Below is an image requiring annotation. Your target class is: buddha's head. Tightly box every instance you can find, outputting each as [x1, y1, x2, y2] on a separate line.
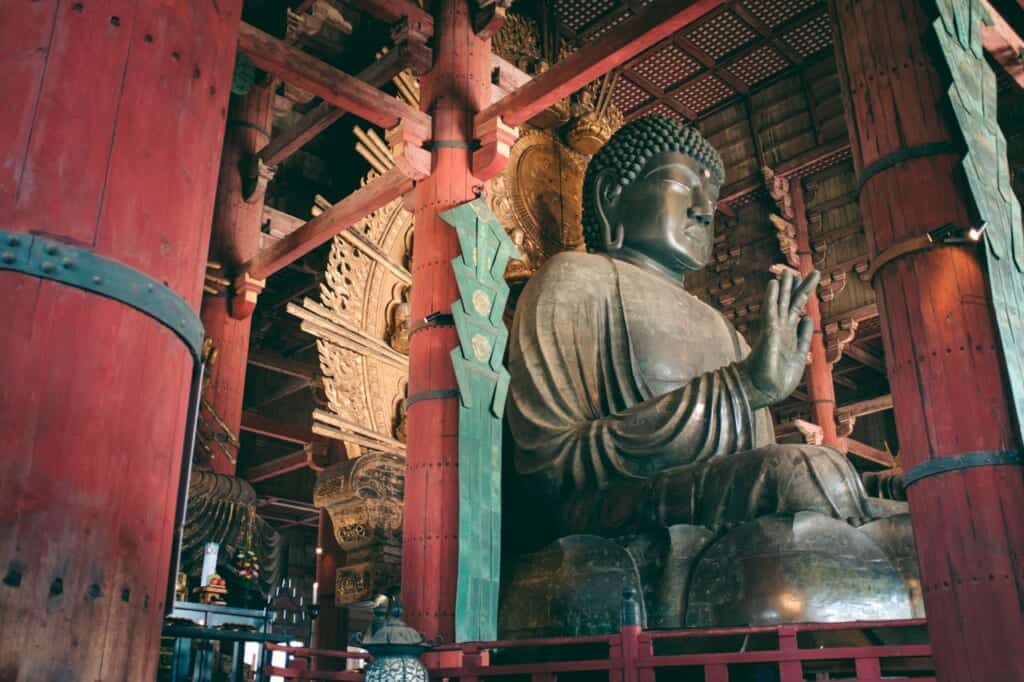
[582, 116, 724, 277]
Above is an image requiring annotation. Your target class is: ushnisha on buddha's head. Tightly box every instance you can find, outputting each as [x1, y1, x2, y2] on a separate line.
[582, 116, 725, 278]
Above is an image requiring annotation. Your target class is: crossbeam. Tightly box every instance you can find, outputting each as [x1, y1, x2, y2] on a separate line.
[843, 437, 896, 468]
[246, 166, 416, 278]
[241, 411, 312, 445]
[475, 0, 726, 128]
[247, 349, 315, 381]
[242, 447, 311, 483]
[347, 0, 432, 27]
[258, 49, 408, 168]
[981, 0, 1024, 89]
[844, 343, 884, 373]
[837, 394, 893, 420]
[238, 22, 430, 136]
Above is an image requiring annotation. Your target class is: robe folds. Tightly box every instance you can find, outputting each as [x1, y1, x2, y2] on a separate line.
[507, 252, 875, 540]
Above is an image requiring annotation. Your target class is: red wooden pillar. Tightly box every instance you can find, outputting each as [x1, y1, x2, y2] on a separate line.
[200, 84, 274, 475]
[793, 180, 840, 446]
[313, 508, 347, 670]
[0, 2, 240, 680]
[402, 0, 490, 641]
[830, 1, 1024, 679]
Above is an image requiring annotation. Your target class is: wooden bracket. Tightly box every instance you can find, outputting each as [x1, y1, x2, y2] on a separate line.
[769, 214, 801, 269]
[472, 114, 518, 181]
[473, 1, 511, 39]
[239, 22, 430, 133]
[818, 270, 848, 303]
[793, 418, 825, 445]
[824, 318, 859, 366]
[387, 121, 431, 180]
[230, 272, 266, 319]
[391, 17, 433, 76]
[242, 155, 277, 203]
[763, 166, 795, 219]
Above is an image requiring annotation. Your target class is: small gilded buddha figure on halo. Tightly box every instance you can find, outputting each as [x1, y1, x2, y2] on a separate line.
[500, 116, 919, 635]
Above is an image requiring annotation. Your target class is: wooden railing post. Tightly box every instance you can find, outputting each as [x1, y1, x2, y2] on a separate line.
[778, 626, 802, 682]
[854, 656, 882, 682]
[460, 646, 483, 682]
[620, 625, 641, 682]
[704, 664, 729, 682]
[637, 632, 655, 682]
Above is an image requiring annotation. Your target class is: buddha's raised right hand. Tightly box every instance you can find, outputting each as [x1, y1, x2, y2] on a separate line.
[740, 268, 820, 409]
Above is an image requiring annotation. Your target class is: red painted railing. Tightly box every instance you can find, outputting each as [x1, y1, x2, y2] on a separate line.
[266, 619, 933, 681]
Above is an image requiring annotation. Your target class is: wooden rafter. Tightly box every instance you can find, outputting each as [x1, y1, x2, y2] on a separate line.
[844, 343, 885, 373]
[843, 437, 896, 468]
[238, 22, 430, 136]
[248, 349, 316, 381]
[257, 50, 409, 168]
[981, 0, 1024, 89]
[242, 447, 312, 483]
[246, 166, 416, 279]
[241, 412, 312, 445]
[836, 394, 893, 420]
[347, 0, 432, 28]
[475, 0, 728, 128]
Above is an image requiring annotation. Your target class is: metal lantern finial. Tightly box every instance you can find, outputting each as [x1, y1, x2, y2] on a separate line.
[356, 597, 432, 682]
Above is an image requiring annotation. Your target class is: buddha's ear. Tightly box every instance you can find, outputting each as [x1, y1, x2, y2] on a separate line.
[593, 169, 624, 251]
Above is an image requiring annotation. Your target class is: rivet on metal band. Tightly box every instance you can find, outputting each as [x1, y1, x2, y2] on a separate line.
[902, 449, 1023, 487]
[407, 389, 460, 407]
[0, 229, 204, 362]
[856, 142, 958, 194]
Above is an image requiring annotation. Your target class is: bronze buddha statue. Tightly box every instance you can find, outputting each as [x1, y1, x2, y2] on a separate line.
[499, 117, 920, 636]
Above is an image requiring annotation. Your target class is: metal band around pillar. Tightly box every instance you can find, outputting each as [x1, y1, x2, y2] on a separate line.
[0, 228, 206, 610]
[407, 389, 460, 407]
[0, 229, 203, 362]
[856, 142, 958, 195]
[903, 449, 1023, 487]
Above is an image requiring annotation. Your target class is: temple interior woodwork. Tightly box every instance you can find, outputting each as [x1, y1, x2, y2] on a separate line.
[3, 0, 1024, 680]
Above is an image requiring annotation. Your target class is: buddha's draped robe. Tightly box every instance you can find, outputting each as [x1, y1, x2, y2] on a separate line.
[507, 252, 875, 540]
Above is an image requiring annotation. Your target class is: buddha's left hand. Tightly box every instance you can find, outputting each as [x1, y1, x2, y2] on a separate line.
[740, 268, 820, 409]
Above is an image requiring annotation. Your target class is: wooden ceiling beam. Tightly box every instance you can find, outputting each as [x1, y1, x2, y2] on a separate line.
[238, 22, 430, 136]
[843, 437, 897, 468]
[981, 0, 1024, 89]
[719, 139, 851, 207]
[476, 0, 727, 128]
[729, 0, 802, 65]
[248, 349, 315, 381]
[245, 166, 416, 279]
[241, 411, 312, 445]
[242, 447, 312, 483]
[836, 394, 893, 420]
[844, 343, 885, 373]
[673, 33, 749, 95]
[258, 50, 409, 168]
[347, 0, 433, 29]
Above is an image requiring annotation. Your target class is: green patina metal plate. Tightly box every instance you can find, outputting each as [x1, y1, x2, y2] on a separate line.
[931, 0, 1024, 442]
[440, 197, 520, 642]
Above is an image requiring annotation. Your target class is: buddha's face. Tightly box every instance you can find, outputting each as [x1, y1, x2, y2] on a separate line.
[596, 150, 720, 276]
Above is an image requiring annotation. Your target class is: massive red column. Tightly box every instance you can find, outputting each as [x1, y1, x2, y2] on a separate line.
[830, 1, 1024, 679]
[793, 180, 840, 447]
[402, 0, 490, 641]
[200, 84, 274, 475]
[0, 2, 240, 679]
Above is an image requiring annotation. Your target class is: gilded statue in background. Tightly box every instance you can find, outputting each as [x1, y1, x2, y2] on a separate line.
[500, 117, 920, 636]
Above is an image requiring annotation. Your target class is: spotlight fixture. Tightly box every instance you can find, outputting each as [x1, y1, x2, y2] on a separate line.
[315, 546, 323, 555]
[968, 222, 989, 242]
